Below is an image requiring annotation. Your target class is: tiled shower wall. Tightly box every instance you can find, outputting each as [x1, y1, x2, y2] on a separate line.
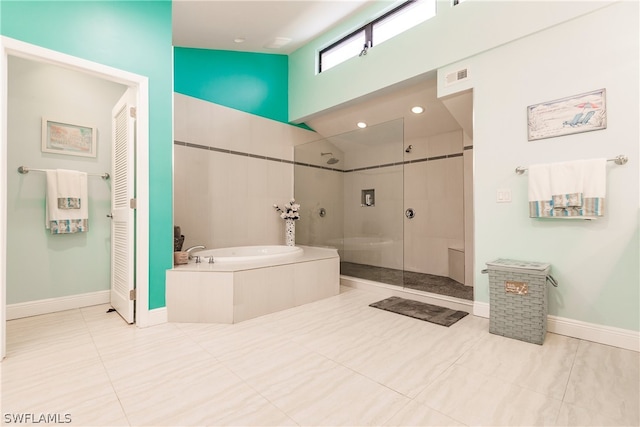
[293, 167, 345, 251]
[296, 129, 473, 285]
[175, 93, 473, 285]
[173, 93, 318, 250]
[341, 129, 468, 279]
[403, 130, 468, 281]
[295, 126, 405, 271]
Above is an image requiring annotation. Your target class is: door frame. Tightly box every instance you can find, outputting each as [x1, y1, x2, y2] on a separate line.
[0, 36, 151, 359]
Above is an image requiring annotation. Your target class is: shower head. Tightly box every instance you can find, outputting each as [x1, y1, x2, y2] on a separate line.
[321, 152, 340, 165]
[405, 145, 413, 153]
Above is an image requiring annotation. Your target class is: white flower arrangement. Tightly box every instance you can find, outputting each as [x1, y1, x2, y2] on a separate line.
[273, 199, 300, 220]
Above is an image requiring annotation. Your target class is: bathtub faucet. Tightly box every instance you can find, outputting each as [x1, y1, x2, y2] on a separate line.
[185, 245, 205, 261]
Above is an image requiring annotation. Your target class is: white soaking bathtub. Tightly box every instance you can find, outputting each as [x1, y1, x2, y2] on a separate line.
[166, 245, 339, 324]
[189, 245, 303, 263]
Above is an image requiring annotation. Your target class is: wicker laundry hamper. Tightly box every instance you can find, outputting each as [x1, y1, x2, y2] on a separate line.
[483, 259, 558, 345]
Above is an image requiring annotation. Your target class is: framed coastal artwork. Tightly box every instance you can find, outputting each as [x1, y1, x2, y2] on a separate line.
[527, 88, 606, 141]
[42, 118, 97, 157]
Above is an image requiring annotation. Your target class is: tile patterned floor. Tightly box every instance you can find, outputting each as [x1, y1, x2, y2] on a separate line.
[341, 262, 474, 300]
[1, 286, 638, 426]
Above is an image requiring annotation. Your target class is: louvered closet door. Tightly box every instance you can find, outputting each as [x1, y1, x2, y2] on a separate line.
[110, 88, 136, 324]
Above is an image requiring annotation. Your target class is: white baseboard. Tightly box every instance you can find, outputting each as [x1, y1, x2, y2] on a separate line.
[145, 307, 167, 326]
[473, 301, 490, 318]
[547, 315, 639, 352]
[6, 291, 168, 328]
[473, 301, 639, 352]
[7, 290, 110, 320]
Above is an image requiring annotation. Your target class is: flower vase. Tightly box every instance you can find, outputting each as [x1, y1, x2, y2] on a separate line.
[285, 218, 295, 246]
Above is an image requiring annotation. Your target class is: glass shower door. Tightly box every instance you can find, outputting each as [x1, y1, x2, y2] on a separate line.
[294, 119, 405, 287]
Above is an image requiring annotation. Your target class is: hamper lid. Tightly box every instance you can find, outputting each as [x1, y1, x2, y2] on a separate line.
[486, 258, 551, 273]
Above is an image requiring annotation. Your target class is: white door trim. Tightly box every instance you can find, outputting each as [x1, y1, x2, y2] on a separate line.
[0, 36, 151, 359]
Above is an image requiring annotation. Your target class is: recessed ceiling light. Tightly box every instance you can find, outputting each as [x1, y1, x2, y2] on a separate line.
[411, 106, 424, 114]
[234, 37, 246, 44]
[357, 122, 367, 129]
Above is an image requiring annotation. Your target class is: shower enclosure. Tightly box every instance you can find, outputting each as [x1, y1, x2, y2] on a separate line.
[295, 119, 405, 285]
[294, 118, 472, 300]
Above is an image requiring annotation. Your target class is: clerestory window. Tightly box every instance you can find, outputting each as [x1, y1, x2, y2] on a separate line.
[319, 0, 436, 73]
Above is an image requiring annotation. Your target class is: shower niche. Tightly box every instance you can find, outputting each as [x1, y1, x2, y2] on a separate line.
[361, 189, 375, 207]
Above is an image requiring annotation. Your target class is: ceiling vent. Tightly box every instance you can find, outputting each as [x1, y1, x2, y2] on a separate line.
[445, 67, 469, 87]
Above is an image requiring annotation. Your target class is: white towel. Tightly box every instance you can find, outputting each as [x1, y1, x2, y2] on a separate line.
[580, 158, 607, 197]
[528, 163, 553, 217]
[549, 160, 584, 209]
[579, 158, 607, 217]
[45, 169, 89, 234]
[528, 158, 606, 218]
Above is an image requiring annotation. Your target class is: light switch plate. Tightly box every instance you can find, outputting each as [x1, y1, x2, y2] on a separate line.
[497, 189, 512, 203]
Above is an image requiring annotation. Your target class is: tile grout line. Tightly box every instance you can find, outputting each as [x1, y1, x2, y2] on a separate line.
[560, 339, 582, 404]
[176, 325, 302, 426]
[79, 307, 133, 427]
[272, 298, 459, 426]
[452, 333, 574, 426]
[236, 301, 411, 426]
[554, 338, 582, 425]
[5, 291, 634, 426]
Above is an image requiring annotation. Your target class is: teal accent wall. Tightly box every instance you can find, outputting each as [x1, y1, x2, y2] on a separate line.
[1, 0, 173, 309]
[174, 47, 289, 124]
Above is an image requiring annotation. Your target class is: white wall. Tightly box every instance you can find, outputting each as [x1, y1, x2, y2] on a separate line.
[290, 1, 638, 332]
[173, 93, 319, 251]
[440, 1, 639, 331]
[7, 56, 125, 304]
[289, 0, 614, 122]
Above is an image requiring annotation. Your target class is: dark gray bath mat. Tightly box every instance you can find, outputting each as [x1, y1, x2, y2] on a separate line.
[369, 296, 469, 327]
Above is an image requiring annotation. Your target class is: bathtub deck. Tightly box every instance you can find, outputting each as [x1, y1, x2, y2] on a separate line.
[166, 246, 340, 324]
[170, 245, 336, 272]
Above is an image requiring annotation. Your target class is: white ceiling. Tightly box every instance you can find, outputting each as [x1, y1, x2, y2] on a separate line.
[305, 77, 470, 142]
[172, 0, 472, 140]
[172, 0, 376, 54]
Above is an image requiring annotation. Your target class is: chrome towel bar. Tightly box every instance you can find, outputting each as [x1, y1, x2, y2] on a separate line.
[17, 166, 110, 180]
[515, 155, 628, 175]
